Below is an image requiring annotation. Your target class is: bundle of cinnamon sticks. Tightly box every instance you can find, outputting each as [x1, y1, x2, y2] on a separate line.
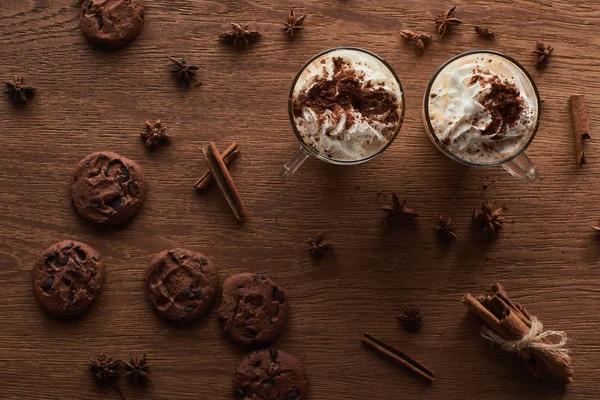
[462, 283, 573, 384]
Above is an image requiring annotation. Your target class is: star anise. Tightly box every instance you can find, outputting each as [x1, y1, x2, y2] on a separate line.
[89, 353, 120, 384]
[473, 200, 505, 238]
[382, 193, 419, 226]
[167, 56, 200, 84]
[308, 232, 329, 258]
[435, 215, 459, 242]
[475, 26, 497, 39]
[533, 40, 553, 68]
[141, 119, 169, 149]
[220, 23, 261, 47]
[435, 6, 463, 37]
[283, 10, 306, 37]
[123, 352, 151, 385]
[4, 75, 36, 105]
[398, 306, 423, 331]
[400, 30, 433, 51]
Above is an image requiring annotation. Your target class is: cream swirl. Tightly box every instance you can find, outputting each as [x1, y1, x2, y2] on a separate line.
[428, 54, 537, 164]
[292, 49, 403, 161]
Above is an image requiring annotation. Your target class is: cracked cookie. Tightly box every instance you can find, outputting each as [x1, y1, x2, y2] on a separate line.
[233, 349, 308, 400]
[80, 0, 145, 48]
[146, 248, 219, 323]
[32, 240, 105, 316]
[219, 273, 289, 349]
[70, 151, 147, 226]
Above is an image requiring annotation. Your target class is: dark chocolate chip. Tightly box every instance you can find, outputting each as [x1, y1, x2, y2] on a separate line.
[170, 252, 184, 265]
[44, 254, 56, 268]
[253, 274, 266, 280]
[119, 164, 130, 182]
[242, 329, 257, 339]
[91, 198, 103, 208]
[269, 348, 278, 362]
[234, 388, 246, 398]
[127, 180, 138, 196]
[63, 278, 72, 286]
[262, 378, 275, 388]
[198, 257, 207, 265]
[91, 256, 100, 262]
[69, 292, 76, 304]
[57, 253, 69, 266]
[74, 247, 87, 262]
[184, 305, 196, 313]
[288, 390, 300, 400]
[95, 14, 103, 29]
[272, 286, 284, 303]
[106, 196, 124, 210]
[140, 10, 145, 19]
[62, 243, 74, 251]
[42, 276, 54, 291]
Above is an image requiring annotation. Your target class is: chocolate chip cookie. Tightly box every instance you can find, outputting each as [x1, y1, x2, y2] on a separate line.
[146, 249, 219, 323]
[80, 0, 145, 48]
[219, 273, 288, 348]
[233, 349, 308, 400]
[32, 240, 105, 316]
[70, 151, 147, 226]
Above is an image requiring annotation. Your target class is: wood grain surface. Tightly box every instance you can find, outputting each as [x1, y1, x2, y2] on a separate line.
[1, 1, 599, 399]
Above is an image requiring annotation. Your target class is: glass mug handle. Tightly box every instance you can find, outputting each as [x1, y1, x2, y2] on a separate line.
[501, 153, 538, 183]
[279, 147, 310, 181]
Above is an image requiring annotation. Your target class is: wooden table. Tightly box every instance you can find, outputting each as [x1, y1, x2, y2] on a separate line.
[1, 1, 599, 399]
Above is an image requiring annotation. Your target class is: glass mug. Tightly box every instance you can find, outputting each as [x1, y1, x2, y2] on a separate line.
[279, 47, 405, 180]
[422, 50, 541, 183]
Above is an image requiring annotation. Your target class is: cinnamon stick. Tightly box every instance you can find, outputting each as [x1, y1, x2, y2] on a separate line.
[194, 142, 239, 189]
[462, 294, 512, 338]
[569, 95, 591, 166]
[201, 143, 247, 220]
[362, 332, 435, 383]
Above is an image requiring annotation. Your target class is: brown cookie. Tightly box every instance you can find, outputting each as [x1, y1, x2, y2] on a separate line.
[70, 151, 147, 226]
[32, 240, 105, 316]
[80, 0, 145, 48]
[233, 349, 308, 400]
[219, 273, 288, 348]
[146, 248, 219, 323]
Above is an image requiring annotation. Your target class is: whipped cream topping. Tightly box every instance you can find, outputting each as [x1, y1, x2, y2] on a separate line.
[428, 54, 537, 164]
[292, 49, 403, 161]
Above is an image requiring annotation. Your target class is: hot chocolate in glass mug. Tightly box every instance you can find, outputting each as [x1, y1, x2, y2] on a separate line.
[279, 47, 405, 180]
[423, 50, 541, 182]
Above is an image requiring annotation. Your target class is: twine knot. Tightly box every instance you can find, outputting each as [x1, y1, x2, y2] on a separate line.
[480, 317, 571, 361]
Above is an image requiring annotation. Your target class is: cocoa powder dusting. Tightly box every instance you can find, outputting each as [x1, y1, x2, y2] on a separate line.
[481, 79, 524, 135]
[470, 75, 524, 135]
[293, 57, 400, 135]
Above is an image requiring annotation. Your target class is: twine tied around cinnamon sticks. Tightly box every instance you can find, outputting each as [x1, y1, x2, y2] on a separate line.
[480, 316, 571, 362]
[463, 283, 574, 384]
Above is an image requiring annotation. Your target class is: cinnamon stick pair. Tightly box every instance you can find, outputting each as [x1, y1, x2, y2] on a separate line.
[201, 142, 246, 220]
[569, 95, 591, 166]
[195, 142, 239, 189]
[462, 283, 573, 384]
